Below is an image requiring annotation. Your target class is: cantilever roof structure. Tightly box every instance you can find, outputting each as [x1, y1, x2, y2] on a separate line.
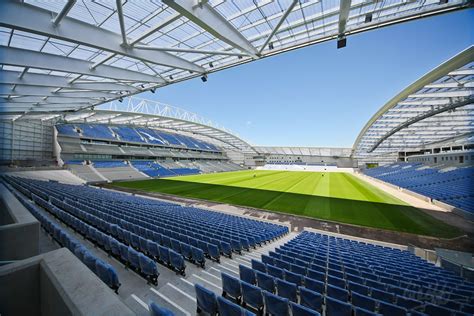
[57, 97, 257, 153]
[353, 46, 474, 159]
[1, 0, 471, 116]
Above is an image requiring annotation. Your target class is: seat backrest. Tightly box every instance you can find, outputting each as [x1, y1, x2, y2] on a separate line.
[241, 281, 263, 308]
[263, 290, 290, 316]
[217, 296, 247, 316]
[239, 265, 256, 285]
[251, 259, 266, 273]
[149, 302, 175, 316]
[378, 301, 407, 316]
[170, 250, 185, 270]
[326, 297, 352, 316]
[351, 292, 376, 311]
[256, 271, 275, 293]
[290, 302, 320, 316]
[195, 284, 218, 315]
[222, 273, 242, 298]
[304, 277, 324, 293]
[276, 279, 297, 302]
[299, 287, 322, 312]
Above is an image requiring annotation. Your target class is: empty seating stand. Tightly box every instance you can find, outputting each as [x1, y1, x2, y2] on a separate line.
[364, 163, 474, 214]
[200, 230, 474, 316]
[2, 176, 287, 286]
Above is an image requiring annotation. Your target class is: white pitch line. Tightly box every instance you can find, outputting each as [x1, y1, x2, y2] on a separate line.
[192, 274, 222, 290]
[131, 294, 149, 311]
[202, 270, 222, 280]
[167, 283, 197, 302]
[150, 288, 191, 316]
[217, 264, 239, 274]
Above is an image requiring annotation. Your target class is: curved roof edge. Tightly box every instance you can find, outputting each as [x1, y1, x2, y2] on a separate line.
[352, 46, 474, 154]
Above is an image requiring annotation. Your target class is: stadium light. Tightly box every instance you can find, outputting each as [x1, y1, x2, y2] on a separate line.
[201, 74, 208, 82]
[150, 88, 156, 93]
[337, 36, 347, 49]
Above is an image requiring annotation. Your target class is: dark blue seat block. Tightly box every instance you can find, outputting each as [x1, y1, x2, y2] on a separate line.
[290, 302, 320, 316]
[263, 291, 290, 316]
[241, 281, 264, 312]
[327, 284, 349, 302]
[285, 270, 303, 285]
[208, 244, 220, 262]
[148, 240, 160, 259]
[195, 284, 218, 315]
[352, 292, 376, 311]
[251, 260, 267, 273]
[326, 297, 352, 316]
[353, 307, 380, 316]
[181, 243, 192, 260]
[378, 301, 407, 316]
[268, 265, 285, 279]
[222, 273, 242, 301]
[276, 279, 297, 302]
[128, 247, 141, 270]
[217, 296, 255, 316]
[240, 265, 256, 285]
[299, 287, 322, 313]
[158, 245, 170, 265]
[304, 277, 324, 294]
[149, 302, 174, 316]
[170, 250, 186, 275]
[256, 271, 275, 293]
[191, 246, 205, 267]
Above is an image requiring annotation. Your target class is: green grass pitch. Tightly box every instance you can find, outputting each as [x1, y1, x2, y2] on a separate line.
[112, 170, 461, 238]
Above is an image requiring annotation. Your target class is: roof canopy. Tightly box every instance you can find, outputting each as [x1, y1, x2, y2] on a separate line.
[353, 46, 474, 158]
[1, 0, 470, 116]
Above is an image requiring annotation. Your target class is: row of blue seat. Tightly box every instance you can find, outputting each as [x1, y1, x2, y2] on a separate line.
[363, 164, 474, 213]
[2, 179, 122, 293]
[232, 231, 473, 315]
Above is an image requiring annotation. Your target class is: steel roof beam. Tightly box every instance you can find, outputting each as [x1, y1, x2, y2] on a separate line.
[368, 98, 473, 153]
[134, 45, 245, 57]
[115, 0, 128, 46]
[337, 0, 352, 46]
[0, 46, 164, 83]
[0, 1, 204, 73]
[2, 96, 97, 104]
[163, 0, 258, 58]
[258, 0, 298, 55]
[0, 84, 119, 99]
[0, 71, 140, 92]
[52, 0, 76, 26]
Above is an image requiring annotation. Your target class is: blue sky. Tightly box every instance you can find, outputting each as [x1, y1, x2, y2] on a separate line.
[139, 9, 473, 148]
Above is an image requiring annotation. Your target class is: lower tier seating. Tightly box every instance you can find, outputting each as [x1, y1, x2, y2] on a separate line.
[202, 231, 473, 316]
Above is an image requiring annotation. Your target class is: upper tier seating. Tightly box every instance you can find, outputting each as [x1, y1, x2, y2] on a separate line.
[363, 164, 474, 213]
[57, 124, 219, 152]
[3, 176, 287, 278]
[220, 230, 473, 316]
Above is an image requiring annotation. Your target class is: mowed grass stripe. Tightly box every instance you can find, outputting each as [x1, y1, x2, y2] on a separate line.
[112, 170, 461, 238]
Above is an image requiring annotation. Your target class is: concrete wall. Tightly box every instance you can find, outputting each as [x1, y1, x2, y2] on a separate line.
[0, 248, 134, 316]
[0, 182, 40, 260]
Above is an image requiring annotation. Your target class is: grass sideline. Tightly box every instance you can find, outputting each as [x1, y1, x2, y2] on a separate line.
[111, 170, 461, 238]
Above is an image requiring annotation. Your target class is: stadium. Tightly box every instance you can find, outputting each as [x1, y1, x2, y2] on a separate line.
[0, 1, 473, 315]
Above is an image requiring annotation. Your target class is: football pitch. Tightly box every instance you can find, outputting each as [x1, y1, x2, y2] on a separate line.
[112, 170, 461, 238]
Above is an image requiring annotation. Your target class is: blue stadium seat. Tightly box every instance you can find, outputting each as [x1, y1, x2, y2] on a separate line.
[290, 302, 320, 316]
[377, 301, 407, 316]
[222, 273, 242, 303]
[276, 279, 297, 302]
[268, 265, 285, 279]
[251, 260, 267, 273]
[220, 241, 232, 258]
[158, 245, 170, 265]
[353, 307, 380, 316]
[241, 281, 264, 313]
[128, 247, 141, 271]
[149, 302, 175, 316]
[83, 251, 98, 273]
[299, 287, 322, 312]
[284, 270, 303, 286]
[195, 284, 218, 315]
[147, 240, 160, 260]
[263, 291, 290, 316]
[256, 271, 275, 293]
[304, 277, 325, 294]
[169, 250, 186, 275]
[326, 297, 352, 316]
[352, 292, 376, 311]
[191, 246, 205, 268]
[208, 244, 220, 262]
[240, 265, 256, 285]
[170, 238, 181, 253]
[217, 296, 254, 316]
[95, 260, 121, 293]
[180, 243, 192, 260]
[327, 284, 349, 302]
